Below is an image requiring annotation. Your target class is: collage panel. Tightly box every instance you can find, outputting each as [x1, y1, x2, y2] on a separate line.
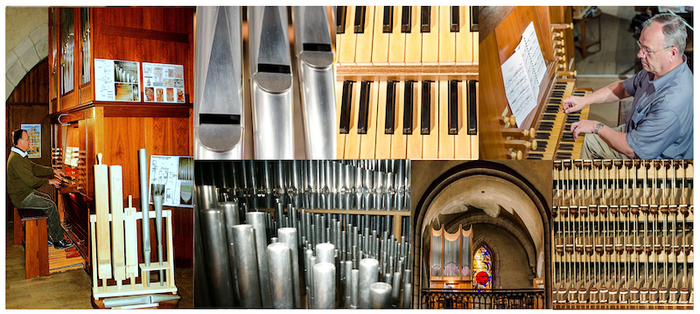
[193, 160, 412, 308]
[411, 160, 553, 309]
[552, 159, 693, 309]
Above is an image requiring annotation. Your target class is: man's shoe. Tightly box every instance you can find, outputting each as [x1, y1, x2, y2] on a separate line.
[51, 239, 73, 250]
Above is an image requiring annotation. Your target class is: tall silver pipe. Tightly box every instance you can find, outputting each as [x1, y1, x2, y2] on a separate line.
[304, 248, 314, 308]
[246, 212, 272, 307]
[351, 269, 360, 309]
[385, 172, 395, 211]
[392, 271, 402, 305]
[355, 165, 363, 210]
[138, 149, 151, 269]
[308, 256, 317, 308]
[313, 263, 336, 309]
[363, 168, 373, 211]
[334, 162, 342, 208]
[324, 161, 333, 209]
[267, 243, 293, 309]
[200, 209, 235, 308]
[374, 171, 384, 210]
[344, 260, 353, 308]
[359, 258, 379, 309]
[396, 160, 405, 210]
[370, 282, 393, 309]
[402, 282, 412, 309]
[278, 228, 301, 308]
[247, 6, 294, 158]
[220, 201, 241, 306]
[152, 184, 165, 285]
[231, 225, 262, 308]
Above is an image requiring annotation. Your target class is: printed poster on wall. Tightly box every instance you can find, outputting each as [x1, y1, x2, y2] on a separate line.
[142, 62, 185, 103]
[20, 124, 41, 159]
[94, 59, 141, 102]
[148, 155, 193, 208]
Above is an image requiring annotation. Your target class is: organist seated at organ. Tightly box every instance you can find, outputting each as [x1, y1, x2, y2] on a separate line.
[562, 13, 692, 160]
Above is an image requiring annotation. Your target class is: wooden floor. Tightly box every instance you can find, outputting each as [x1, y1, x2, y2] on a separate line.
[5, 222, 194, 309]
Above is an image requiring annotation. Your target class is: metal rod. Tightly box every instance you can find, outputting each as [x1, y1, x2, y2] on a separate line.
[138, 149, 151, 271]
[152, 184, 165, 285]
[351, 268, 360, 309]
[221, 201, 241, 306]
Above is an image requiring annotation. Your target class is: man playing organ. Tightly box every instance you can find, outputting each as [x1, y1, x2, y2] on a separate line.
[562, 13, 693, 160]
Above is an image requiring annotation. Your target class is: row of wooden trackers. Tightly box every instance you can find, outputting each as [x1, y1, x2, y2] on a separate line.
[197, 190, 412, 308]
[194, 6, 336, 160]
[210, 160, 410, 212]
[552, 159, 693, 308]
[92, 149, 177, 306]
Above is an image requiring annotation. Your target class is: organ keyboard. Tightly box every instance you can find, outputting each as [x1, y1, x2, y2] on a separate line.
[553, 159, 694, 309]
[479, 6, 585, 160]
[194, 6, 336, 160]
[335, 6, 479, 159]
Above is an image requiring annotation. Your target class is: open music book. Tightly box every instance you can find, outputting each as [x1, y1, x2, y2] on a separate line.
[501, 22, 547, 127]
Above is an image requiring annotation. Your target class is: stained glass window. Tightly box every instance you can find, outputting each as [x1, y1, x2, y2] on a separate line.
[472, 246, 492, 291]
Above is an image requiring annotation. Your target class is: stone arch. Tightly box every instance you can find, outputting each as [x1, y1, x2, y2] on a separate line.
[412, 160, 552, 307]
[6, 7, 49, 100]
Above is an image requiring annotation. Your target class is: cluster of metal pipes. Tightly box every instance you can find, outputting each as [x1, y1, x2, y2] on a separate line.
[553, 159, 694, 306]
[213, 159, 410, 212]
[196, 187, 413, 308]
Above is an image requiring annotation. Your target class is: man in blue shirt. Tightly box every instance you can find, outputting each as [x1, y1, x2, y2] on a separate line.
[562, 13, 693, 159]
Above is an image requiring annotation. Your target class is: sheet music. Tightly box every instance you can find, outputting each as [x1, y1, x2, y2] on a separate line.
[501, 51, 537, 127]
[500, 21, 548, 127]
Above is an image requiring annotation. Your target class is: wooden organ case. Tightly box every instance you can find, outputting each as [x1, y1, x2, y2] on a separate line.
[429, 225, 473, 289]
[48, 7, 195, 268]
[335, 6, 479, 159]
[479, 7, 590, 160]
[553, 160, 694, 309]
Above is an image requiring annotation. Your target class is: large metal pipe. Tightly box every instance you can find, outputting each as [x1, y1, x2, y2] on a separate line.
[246, 212, 272, 307]
[392, 271, 402, 305]
[344, 260, 353, 308]
[220, 201, 241, 306]
[278, 228, 301, 308]
[200, 208, 235, 308]
[138, 149, 151, 270]
[359, 258, 379, 309]
[267, 242, 294, 309]
[313, 263, 336, 309]
[316, 243, 335, 264]
[370, 282, 393, 309]
[402, 282, 412, 309]
[231, 224, 262, 308]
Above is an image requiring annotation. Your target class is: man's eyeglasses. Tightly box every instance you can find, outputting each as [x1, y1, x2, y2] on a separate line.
[637, 40, 671, 56]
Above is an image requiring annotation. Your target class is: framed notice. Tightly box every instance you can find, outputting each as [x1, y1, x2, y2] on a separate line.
[142, 62, 185, 103]
[20, 124, 41, 159]
[94, 59, 141, 102]
[148, 155, 194, 208]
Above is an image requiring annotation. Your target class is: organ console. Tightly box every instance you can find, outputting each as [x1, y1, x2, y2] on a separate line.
[335, 6, 479, 159]
[479, 7, 588, 160]
[553, 159, 694, 309]
[194, 6, 337, 160]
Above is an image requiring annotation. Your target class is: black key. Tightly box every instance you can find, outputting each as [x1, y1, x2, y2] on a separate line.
[401, 6, 411, 33]
[354, 6, 366, 33]
[470, 6, 479, 32]
[357, 81, 371, 134]
[468, 80, 478, 135]
[450, 6, 459, 32]
[337, 6, 346, 34]
[536, 132, 550, 139]
[385, 81, 397, 134]
[339, 81, 354, 134]
[542, 114, 556, 121]
[383, 7, 393, 33]
[420, 6, 431, 33]
[420, 80, 432, 135]
[527, 154, 544, 160]
[448, 80, 459, 135]
[403, 81, 414, 134]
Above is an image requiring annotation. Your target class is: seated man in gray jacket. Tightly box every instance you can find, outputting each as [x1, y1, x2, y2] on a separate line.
[7, 129, 72, 249]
